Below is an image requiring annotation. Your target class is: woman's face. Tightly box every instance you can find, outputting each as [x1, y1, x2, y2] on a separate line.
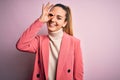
[47, 6, 67, 32]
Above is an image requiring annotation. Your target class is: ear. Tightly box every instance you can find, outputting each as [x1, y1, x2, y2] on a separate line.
[63, 21, 67, 28]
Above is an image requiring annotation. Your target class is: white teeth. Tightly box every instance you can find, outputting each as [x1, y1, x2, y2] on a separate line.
[50, 23, 56, 27]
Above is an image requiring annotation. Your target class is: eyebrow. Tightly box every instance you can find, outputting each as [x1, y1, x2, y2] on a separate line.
[57, 15, 63, 18]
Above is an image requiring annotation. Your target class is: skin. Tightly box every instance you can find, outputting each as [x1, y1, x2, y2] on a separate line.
[39, 3, 67, 32]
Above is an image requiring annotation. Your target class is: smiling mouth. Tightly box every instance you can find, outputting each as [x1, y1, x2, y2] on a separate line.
[49, 21, 57, 27]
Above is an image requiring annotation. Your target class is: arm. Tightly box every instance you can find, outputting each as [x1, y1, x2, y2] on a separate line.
[16, 3, 54, 53]
[73, 40, 84, 80]
[16, 19, 43, 53]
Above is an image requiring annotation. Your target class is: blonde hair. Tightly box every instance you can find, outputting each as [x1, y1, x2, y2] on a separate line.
[53, 4, 73, 36]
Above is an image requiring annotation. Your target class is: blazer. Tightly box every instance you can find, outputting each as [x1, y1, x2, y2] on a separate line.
[16, 19, 84, 80]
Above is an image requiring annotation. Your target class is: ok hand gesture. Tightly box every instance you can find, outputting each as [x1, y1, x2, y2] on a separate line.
[39, 2, 54, 23]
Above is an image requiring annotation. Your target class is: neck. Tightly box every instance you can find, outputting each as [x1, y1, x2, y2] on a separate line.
[48, 28, 63, 40]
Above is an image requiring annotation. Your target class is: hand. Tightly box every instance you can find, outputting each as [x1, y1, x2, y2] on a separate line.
[39, 2, 54, 23]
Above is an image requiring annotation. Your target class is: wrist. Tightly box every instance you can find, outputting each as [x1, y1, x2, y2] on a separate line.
[38, 17, 45, 23]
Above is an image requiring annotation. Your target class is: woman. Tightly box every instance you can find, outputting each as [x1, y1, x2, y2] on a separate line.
[16, 2, 83, 80]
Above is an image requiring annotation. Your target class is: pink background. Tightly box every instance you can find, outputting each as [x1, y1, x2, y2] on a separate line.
[0, 0, 120, 80]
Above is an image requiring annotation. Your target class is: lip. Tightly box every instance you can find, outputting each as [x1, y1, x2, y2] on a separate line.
[49, 21, 57, 27]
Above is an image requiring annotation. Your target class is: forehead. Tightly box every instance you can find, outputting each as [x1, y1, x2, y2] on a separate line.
[50, 6, 66, 17]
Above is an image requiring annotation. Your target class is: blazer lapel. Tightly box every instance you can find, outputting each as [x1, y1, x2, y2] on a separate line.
[41, 33, 71, 79]
[41, 36, 49, 79]
[56, 33, 70, 79]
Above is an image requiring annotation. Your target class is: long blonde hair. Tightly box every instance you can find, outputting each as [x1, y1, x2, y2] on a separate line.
[53, 4, 73, 36]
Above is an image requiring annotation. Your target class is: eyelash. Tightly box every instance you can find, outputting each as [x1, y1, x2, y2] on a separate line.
[49, 13, 62, 20]
[49, 13, 54, 17]
[57, 17, 62, 20]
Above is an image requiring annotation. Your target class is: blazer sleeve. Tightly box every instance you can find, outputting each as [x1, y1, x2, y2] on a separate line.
[73, 39, 84, 80]
[16, 19, 43, 53]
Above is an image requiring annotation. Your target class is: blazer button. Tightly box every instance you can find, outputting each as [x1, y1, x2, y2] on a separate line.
[36, 73, 40, 78]
[67, 69, 71, 73]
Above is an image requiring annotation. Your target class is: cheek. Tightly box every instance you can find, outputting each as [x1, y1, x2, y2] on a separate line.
[57, 21, 65, 26]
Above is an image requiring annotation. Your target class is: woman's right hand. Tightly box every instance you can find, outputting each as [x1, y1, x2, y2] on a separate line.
[39, 2, 54, 23]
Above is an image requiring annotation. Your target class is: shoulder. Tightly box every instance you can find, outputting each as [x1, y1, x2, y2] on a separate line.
[64, 32, 80, 43]
[37, 34, 48, 40]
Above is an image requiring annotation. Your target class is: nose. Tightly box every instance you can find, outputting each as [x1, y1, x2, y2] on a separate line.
[50, 16, 56, 22]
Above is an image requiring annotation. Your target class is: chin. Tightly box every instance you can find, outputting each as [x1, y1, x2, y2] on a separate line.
[48, 28, 56, 32]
